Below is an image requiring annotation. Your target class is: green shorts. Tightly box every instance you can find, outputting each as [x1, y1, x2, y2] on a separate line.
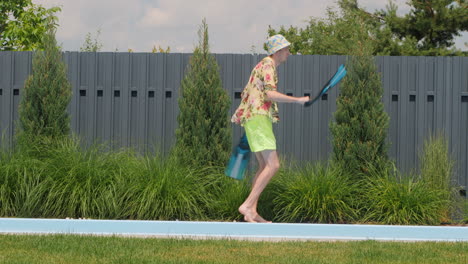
[244, 115, 276, 152]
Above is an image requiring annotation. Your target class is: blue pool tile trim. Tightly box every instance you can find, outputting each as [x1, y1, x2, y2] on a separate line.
[1, 218, 467, 242]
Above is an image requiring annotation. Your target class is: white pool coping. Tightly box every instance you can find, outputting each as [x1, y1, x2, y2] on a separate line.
[1, 218, 467, 242]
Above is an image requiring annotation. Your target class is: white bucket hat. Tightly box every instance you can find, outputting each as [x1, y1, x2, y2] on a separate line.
[266, 34, 291, 55]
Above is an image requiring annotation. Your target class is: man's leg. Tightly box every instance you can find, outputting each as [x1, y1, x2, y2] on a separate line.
[239, 150, 280, 223]
[252, 152, 266, 188]
[251, 152, 268, 222]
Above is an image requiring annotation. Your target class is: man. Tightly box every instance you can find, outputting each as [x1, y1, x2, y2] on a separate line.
[231, 34, 309, 223]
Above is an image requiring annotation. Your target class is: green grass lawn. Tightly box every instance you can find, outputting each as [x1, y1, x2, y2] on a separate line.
[1, 234, 466, 264]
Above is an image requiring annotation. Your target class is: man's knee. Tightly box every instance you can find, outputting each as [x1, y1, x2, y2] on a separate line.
[262, 150, 280, 172]
[268, 160, 280, 172]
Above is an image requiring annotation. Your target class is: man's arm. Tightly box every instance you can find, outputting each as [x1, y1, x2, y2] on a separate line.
[266, 90, 309, 105]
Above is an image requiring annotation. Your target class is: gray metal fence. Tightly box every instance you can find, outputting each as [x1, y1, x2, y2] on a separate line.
[0, 52, 467, 189]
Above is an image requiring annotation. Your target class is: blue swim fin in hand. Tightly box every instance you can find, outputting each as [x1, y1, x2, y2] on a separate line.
[225, 134, 251, 180]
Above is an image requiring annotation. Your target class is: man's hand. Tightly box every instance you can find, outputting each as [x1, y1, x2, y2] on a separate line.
[296, 96, 310, 105]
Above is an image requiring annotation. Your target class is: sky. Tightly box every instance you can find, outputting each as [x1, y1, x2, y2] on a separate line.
[35, 0, 467, 53]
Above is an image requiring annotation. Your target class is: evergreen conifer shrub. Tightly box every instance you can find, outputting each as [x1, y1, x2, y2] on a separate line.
[16, 24, 72, 152]
[174, 19, 231, 168]
[330, 43, 389, 178]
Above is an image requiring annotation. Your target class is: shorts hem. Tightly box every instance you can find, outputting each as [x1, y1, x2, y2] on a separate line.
[251, 147, 276, 153]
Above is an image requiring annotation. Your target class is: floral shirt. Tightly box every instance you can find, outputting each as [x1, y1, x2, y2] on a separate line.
[231, 57, 279, 126]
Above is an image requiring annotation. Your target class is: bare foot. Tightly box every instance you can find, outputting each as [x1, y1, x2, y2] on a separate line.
[254, 214, 272, 223]
[238, 205, 258, 223]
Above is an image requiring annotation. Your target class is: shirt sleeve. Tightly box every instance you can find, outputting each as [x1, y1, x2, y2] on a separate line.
[262, 61, 277, 92]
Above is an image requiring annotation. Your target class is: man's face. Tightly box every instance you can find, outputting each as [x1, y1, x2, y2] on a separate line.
[276, 47, 291, 64]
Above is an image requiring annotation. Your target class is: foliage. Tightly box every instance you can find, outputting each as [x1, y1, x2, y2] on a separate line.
[419, 133, 459, 221]
[16, 23, 72, 153]
[266, 4, 377, 55]
[463, 200, 468, 223]
[0, 0, 61, 51]
[375, 0, 468, 56]
[0, 136, 218, 220]
[151, 45, 171, 53]
[0, 134, 462, 224]
[208, 165, 276, 221]
[271, 162, 358, 223]
[0, 148, 46, 217]
[267, 0, 467, 56]
[420, 133, 455, 192]
[330, 43, 389, 178]
[80, 29, 103, 52]
[123, 156, 216, 220]
[209, 175, 252, 221]
[361, 164, 450, 225]
[174, 18, 231, 168]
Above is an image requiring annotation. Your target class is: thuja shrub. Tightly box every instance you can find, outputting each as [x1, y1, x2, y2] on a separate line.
[16, 24, 72, 154]
[174, 18, 231, 168]
[330, 42, 389, 179]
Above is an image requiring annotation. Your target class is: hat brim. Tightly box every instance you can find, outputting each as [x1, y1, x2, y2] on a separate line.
[267, 43, 291, 55]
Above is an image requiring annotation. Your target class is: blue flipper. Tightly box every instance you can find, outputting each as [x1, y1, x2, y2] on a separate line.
[225, 134, 251, 180]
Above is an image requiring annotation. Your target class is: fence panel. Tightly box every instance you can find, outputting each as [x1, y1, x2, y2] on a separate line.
[0, 52, 466, 189]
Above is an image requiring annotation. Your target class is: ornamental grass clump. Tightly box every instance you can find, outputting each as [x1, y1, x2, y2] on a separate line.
[271, 162, 358, 223]
[206, 165, 276, 222]
[31, 137, 137, 219]
[0, 149, 47, 217]
[0, 136, 219, 220]
[419, 133, 458, 221]
[122, 154, 214, 221]
[208, 175, 252, 221]
[362, 164, 450, 225]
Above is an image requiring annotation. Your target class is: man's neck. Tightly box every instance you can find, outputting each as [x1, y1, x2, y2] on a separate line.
[269, 55, 280, 67]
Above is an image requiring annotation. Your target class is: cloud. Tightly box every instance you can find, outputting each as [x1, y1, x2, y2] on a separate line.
[34, 0, 467, 53]
[138, 8, 171, 28]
